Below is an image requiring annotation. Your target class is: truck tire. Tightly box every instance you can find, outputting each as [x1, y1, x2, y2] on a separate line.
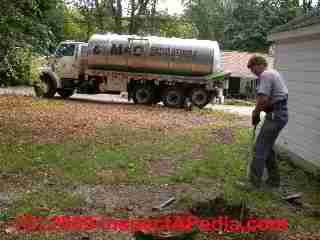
[34, 75, 56, 98]
[190, 88, 210, 109]
[152, 87, 161, 104]
[57, 89, 74, 98]
[162, 88, 185, 108]
[133, 85, 155, 104]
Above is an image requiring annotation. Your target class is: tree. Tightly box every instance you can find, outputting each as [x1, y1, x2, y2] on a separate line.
[108, 0, 124, 33]
[223, 0, 268, 51]
[63, 5, 89, 41]
[155, 13, 195, 38]
[182, 0, 306, 52]
[0, 0, 65, 86]
[183, 0, 225, 41]
[124, 0, 160, 34]
[0, 0, 64, 55]
[222, 0, 301, 51]
[72, 0, 108, 40]
[69, 0, 160, 35]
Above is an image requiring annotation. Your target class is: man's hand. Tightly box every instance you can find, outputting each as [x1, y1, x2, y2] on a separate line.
[252, 109, 260, 126]
[263, 102, 273, 113]
[256, 95, 271, 113]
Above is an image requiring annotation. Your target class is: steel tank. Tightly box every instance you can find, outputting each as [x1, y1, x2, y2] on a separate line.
[87, 33, 221, 76]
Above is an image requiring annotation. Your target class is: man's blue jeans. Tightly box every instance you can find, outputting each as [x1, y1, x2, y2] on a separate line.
[250, 107, 288, 187]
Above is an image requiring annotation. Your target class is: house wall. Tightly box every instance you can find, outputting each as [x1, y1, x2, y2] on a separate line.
[239, 77, 257, 97]
[273, 32, 320, 173]
[227, 77, 257, 98]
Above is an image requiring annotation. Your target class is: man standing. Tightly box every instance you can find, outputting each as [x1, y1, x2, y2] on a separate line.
[240, 55, 289, 191]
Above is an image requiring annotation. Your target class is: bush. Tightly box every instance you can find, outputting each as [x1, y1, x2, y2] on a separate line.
[30, 55, 48, 86]
[0, 47, 35, 87]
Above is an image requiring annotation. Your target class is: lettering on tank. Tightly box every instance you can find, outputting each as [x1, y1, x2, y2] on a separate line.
[107, 43, 197, 57]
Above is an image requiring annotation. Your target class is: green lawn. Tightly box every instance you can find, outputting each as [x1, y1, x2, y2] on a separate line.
[224, 98, 256, 107]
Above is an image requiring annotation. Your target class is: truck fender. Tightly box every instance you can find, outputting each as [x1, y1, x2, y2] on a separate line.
[39, 67, 61, 89]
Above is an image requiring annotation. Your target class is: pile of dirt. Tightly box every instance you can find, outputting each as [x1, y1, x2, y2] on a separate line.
[190, 196, 250, 222]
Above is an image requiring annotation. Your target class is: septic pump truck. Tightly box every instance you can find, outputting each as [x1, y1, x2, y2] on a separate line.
[35, 33, 228, 109]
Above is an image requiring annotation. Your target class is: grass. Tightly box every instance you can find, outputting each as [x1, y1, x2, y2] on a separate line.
[0, 96, 319, 239]
[7, 189, 87, 217]
[170, 128, 250, 184]
[224, 98, 256, 107]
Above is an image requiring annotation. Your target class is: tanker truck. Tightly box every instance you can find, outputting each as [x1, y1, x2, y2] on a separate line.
[34, 33, 228, 108]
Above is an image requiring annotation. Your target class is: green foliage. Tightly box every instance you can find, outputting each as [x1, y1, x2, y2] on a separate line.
[183, 0, 225, 41]
[0, 0, 64, 86]
[0, 47, 33, 86]
[66, 0, 194, 38]
[30, 55, 48, 86]
[68, 0, 161, 36]
[222, 0, 301, 51]
[182, 0, 315, 52]
[0, 0, 64, 54]
[63, 6, 90, 41]
[157, 15, 196, 38]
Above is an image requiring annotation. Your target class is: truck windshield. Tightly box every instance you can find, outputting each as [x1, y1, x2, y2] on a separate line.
[55, 44, 75, 57]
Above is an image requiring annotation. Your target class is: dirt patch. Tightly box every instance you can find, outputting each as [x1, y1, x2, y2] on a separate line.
[190, 196, 250, 220]
[147, 157, 178, 178]
[70, 183, 221, 218]
[210, 128, 234, 145]
[0, 96, 249, 144]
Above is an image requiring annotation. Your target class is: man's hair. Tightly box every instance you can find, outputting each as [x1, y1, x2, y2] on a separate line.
[247, 55, 268, 68]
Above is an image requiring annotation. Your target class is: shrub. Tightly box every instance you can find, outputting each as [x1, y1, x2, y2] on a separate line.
[30, 55, 48, 86]
[0, 47, 36, 87]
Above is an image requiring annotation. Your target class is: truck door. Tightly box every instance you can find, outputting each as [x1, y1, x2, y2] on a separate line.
[53, 43, 78, 79]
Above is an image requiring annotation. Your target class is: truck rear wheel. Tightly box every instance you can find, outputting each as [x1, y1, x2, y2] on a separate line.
[34, 75, 56, 98]
[57, 89, 74, 98]
[190, 88, 210, 109]
[162, 88, 184, 108]
[133, 85, 155, 104]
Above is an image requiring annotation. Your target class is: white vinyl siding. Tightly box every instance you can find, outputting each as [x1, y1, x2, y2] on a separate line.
[273, 35, 320, 172]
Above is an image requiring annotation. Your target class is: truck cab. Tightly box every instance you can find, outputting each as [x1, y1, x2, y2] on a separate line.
[35, 41, 87, 98]
[51, 41, 87, 80]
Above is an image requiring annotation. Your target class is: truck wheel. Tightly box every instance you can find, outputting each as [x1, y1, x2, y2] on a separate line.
[34, 75, 56, 98]
[152, 88, 161, 104]
[57, 89, 74, 98]
[133, 85, 155, 104]
[190, 88, 210, 108]
[162, 88, 184, 108]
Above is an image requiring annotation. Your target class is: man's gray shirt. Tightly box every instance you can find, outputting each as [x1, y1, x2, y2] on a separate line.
[256, 69, 288, 104]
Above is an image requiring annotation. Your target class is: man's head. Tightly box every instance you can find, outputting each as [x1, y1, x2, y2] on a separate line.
[247, 55, 268, 77]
